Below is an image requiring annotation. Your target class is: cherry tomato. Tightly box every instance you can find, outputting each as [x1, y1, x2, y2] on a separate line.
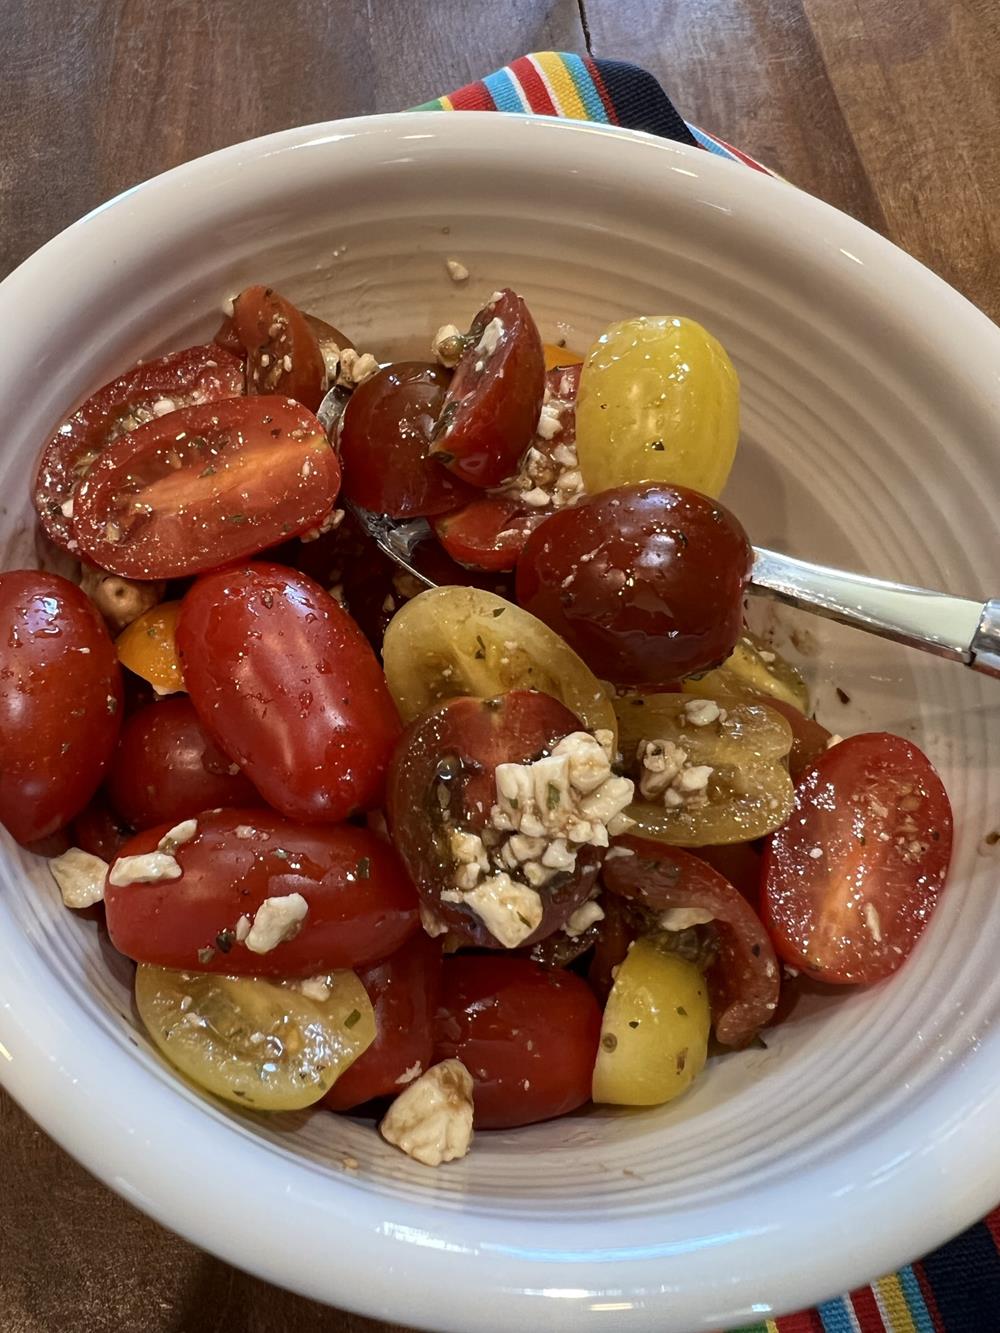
[339, 362, 475, 518]
[388, 691, 604, 949]
[105, 810, 419, 975]
[429, 289, 545, 488]
[116, 601, 185, 695]
[694, 841, 763, 907]
[432, 365, 583, 571]
[542, 344, 584, 370]
[434, 955, 601, 1128]
[603, 834, 780, 1047]
[516, 483, 753, 685]
[323, 931, 443, 1111]
[761, 733, 953, 985]
[177, 563, 401, 823]
[107, 697, 260, 830]
[232, 285, 326, 411]
[33, 345, 244, 552]
[70, 791, 133, 862]
[73, 397, 340, 580]
[0, 572, 123, 845]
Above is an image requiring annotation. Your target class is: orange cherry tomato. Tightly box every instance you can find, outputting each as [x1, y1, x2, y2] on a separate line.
[116, 602, 184, 694]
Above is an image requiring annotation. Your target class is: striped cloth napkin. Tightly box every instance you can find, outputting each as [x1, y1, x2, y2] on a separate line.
[412, 50, 1000, 1333]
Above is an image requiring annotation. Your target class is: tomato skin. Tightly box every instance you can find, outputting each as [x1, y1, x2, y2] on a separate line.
[73, 397, 340, 580]
[761, 732, 953, 985]
[323, 930, 443, 1110]
[387, 691, 601, 948]
[233, 285, 326, 411]
[33, 345, 244, 552]
[0, 572, 123, 845]
[603, 834, 780, 1047]
[104, 810, 419, 975]
[106, 697, 261, 831]
[434, 955, 601, 1128]
[429, 289, 545, 488]
[516, 483, 752, 686]
[339, 362, 475, 518]
[178, 563, 401, 823]
[70, 791, 133, 862]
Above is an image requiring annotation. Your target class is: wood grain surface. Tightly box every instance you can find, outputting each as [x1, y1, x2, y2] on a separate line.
[1, 2, 998, 1330]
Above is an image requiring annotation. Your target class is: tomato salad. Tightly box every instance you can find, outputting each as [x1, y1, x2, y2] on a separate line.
[0, 284, 953, 1167]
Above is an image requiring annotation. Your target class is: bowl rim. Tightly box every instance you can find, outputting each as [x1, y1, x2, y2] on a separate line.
[1, 109, 999, 1332]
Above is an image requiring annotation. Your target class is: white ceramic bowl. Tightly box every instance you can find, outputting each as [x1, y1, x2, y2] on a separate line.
[1, 113, 998, 1332]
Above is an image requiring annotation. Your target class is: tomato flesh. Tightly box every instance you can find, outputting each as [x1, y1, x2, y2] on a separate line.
[323, 930, 442, 1110]
[603, 834, 780, 1047]
[387, 690, 603, 948]
[434, 955, 601, 1128]
[429, 289, 545, 488]
[233, 285, 326, 411]
[34, 344, 244, 551]
[0, 571, 122, 845]
[73, 397, 340, 579]
[105, 810, 419, 975]
[339, 362, 475, 518]
[516, 482, 752, 685]
[762, 732, 953, 984]
[178, 563, 401, 823]
[107, 696, 261, 831]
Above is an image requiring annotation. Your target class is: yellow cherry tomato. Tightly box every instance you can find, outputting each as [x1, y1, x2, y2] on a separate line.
[592, 937, 710, 1106]
[543, 343, 584, 371]
[684, 630, 810, 715]
[135, 965, 375, 1110]
[575, 315, 739, 498]
[614, 692, 794, 846]
[382, 586, 617, 738]
[116, 600, 184, 694]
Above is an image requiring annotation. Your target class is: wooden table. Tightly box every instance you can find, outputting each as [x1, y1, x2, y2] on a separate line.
[2, 2, 998, 1328]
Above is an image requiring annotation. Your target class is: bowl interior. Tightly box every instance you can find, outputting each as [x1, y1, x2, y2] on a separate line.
[0, 115, 998, 1330]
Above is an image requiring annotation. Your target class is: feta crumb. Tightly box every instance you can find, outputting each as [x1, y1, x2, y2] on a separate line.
[475, 316, 504, 358]
[638, 738, 713, 810]
[563, 899, 605, 938]
[300, 507, 345, 542]
[49, 847, 108, 909]
[296, 975, 331, 1002]
[379, 1059, 474, 1167]
[109, 851, 183, 887]
[339, 348, 379, 386]
[864, 902, 883, 943]
[419, 903, 449, 938]
[234, 914, 251, 943]
[808, 846, 823, 860]
[445, 258, 469, 282]
[683, 698, 721, 727]
[758, 649, 777, 663]
[443, 874, 543, 948]
[604, 846, 635, 861]
[158, 819, 198, 853]
[234, 825, 257, 839]
[61, 498, 75, 518]
[244, 893, 309, 954]
[658, 906, 714, 931]
[151, 397, 176, 417]
[396, 1062, 424, 1085]
[535, 402, 564, 441]
[432, 322, 465, 368]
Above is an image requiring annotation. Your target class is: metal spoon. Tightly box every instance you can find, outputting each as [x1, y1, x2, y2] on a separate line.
[318, 386, 1000, 679]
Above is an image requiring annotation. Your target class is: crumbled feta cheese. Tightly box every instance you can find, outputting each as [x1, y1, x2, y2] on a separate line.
[535, 402, 564, 441]
[379, 1059, 474, 1167]
[638, 738, 713, 810]
[808, 846, 823, 860]
[419, 903, 449, 938]
[234, 914, 251, 943]
[396, 1062, 424, 1085]
[432, 323, 465, 368]
[445, 258, 470, 283]
[300, 507, 344, 542]
[443, 873, 543, 948]
[604, 846, 636, 861]
[244, 893, 309, 954]
[564, 899, 605, 938]
[234, 825, 257, 839]
[109, 851, 183, 886]
[61, 498, 75, 518]
[864, 902, 882, 943]
[151, 397, 176, 417]
[339, 348, 379, 386]
[658, 907, 714, 931]
[476, 317, 504, 358]
[158, 819, 198, 853]
[758, 649, 777, 663]
[683, 698, 722, 727]
[49, 848, 108, 909]
[296, 975, 331, 1002]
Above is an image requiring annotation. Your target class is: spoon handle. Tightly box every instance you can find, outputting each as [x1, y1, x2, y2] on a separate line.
[750, 547, 1000, 678]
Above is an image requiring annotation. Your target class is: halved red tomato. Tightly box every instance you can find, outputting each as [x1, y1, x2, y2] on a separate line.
[761, 732, 953, 984]
[232, 285, 326, 411]
[33, 345, 244, 551]
[387, 690, 602, 949]
[323, 930, 443, 1110]
[339, 362, 474, 518]
[72, 397, 340, 579]
[602, 834, 780, 1047]
[104, 810, 419, 975]
[434, 955, 601, 1128]
[428, 289, 545, 488]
